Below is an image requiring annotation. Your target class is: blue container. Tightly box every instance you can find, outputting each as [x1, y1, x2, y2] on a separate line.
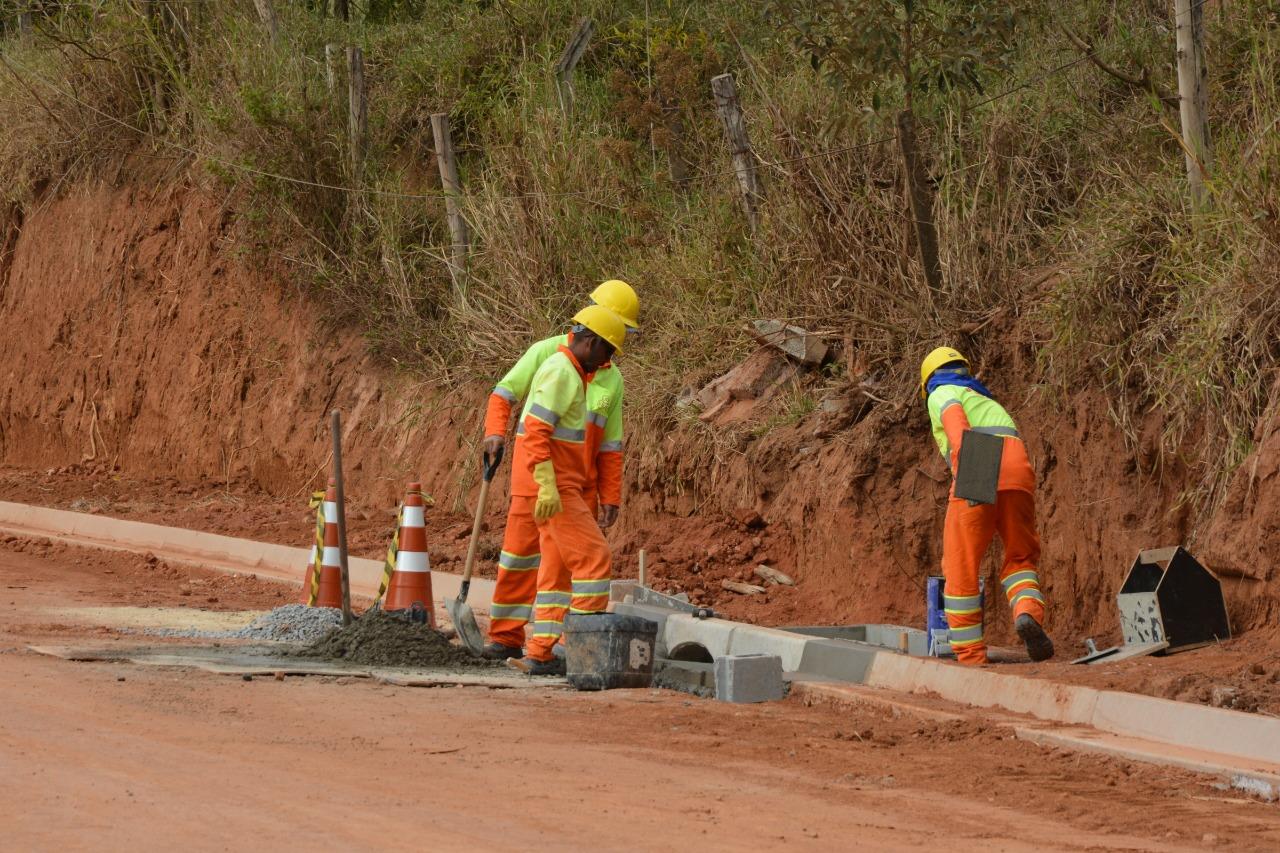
[926, 576, 984, 656]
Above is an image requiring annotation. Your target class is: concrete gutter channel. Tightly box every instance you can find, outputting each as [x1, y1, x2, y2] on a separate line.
[3, 500, 1276, 800]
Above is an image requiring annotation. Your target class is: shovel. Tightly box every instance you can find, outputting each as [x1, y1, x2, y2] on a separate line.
[447, 447, 504, 657]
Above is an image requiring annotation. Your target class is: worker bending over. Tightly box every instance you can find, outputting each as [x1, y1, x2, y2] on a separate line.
[480, 280, 638, 661]
[921, 347, 1054, 665]
[505, 305, 626, 676]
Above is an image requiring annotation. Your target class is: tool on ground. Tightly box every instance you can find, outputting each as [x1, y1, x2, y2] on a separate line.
[382, 482, 435, 625]
[953, 428, 1003, 505]
[330, 409, 354, 626]
[448, 447, 504, 656]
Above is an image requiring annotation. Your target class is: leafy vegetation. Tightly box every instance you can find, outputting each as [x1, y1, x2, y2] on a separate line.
[0, 0, 1278, 508]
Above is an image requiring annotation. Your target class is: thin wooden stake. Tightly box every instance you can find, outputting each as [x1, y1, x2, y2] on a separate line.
[252, 0, 280, 43]
[431, 112, 469, 298]
[711, 73, 761, 234]
[638, 548, 648, 587]
[347, 46, 367, 180]
[1174, 0, 1212, 207]
[553, 17, 593, 115]
[896, 109, 945, 295]
[330, 409, 354, 626]
[324, 43, 340, 94]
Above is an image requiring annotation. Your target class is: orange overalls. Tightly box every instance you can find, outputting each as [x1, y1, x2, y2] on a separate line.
[482, 335, 623, 649]
[927, 376, 1046, 665]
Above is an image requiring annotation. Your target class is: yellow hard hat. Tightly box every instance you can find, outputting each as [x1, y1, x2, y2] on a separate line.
[572, 304, 627, 353]
[919, 347, 969, 399]
[590, 279, 640, 329]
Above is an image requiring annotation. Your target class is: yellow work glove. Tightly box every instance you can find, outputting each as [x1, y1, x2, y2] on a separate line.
[532, 460, 562, 520]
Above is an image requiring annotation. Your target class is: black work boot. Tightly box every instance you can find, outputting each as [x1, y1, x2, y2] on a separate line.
[1015, 613, 1055, 662]
[481, 642, 523, 661]
[506, 656, 567, 676]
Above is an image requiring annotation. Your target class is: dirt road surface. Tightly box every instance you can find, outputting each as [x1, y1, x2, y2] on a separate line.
[2, 540, 1279, 851]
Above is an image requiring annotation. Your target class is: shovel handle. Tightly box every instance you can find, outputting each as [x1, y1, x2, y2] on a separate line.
[461, 448, 504, 594]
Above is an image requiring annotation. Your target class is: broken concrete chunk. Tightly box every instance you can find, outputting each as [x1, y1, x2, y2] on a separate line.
[748, 319, 829, 366]
[696, 348, 799, 426]
[754, 564, 794, 586]
[721, 579, 766, 595]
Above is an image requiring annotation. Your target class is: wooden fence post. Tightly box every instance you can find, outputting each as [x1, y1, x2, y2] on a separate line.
[431, 112, 469, 297]
[553, 17, 593, 115]
[896, 109, 944, 295]
[710, 73, 761, 234]
[1174, 0, 1212, 207]
[347, 46, 367, 180]
[324, 43, 340, 94]
[253, 0, 280, 44]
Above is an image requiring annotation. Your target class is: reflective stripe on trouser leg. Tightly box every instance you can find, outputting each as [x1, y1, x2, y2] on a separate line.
[994, 490, 1046, 624]
[525, 515, 572, 662]
[488, 496, 542, 648]
[526, 491, 612, 661]
[942, 497, 999, 664]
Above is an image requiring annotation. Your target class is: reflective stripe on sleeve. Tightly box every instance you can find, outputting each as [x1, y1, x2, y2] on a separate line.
[493, 386, 517, 403]
[586, 410, 608, 428]
[551, 425, 586, 443]
[599, 440, 623, 453]
[527, 403, 560, 426]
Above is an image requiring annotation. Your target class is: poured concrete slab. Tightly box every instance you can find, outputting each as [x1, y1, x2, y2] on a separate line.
[27, 644, 562, 689]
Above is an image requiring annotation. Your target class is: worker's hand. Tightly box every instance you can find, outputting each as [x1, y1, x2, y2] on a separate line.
[532, 460, 562, 521]
[483, 435, 504, 457]
[598, 504, 619, 529]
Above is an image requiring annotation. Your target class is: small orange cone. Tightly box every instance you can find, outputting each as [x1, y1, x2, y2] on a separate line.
[382, 482, 434, 625]
[312, 479, 344, 609]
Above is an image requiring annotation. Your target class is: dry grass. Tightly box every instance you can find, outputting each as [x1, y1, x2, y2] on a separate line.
[0, 0, 1278, 510]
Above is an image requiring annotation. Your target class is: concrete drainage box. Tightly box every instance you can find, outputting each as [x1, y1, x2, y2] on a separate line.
[1118, 546, 1230, 653]
[785, 624, 928, 657]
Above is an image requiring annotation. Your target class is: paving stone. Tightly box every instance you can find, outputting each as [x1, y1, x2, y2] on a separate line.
[714, 653, 784, 703]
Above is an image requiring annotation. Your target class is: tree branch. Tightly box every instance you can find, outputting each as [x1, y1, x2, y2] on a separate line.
[1061, 24, 1179, 111]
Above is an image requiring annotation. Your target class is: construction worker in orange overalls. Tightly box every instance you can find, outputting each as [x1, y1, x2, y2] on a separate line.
[479, 281, 638, 661]
[503, 305, 627, 676]
[921, 347, 1055, 666]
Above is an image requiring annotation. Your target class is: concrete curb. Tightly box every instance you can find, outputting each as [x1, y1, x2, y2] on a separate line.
[862, 652, 1280, 767]
[0, 501, 494, 610]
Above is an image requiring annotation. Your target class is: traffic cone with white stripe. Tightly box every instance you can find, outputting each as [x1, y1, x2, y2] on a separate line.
[382, 482, 434, 625]
[311, 479, 344, 609]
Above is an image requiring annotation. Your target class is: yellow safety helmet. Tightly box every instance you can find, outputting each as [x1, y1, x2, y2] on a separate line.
[919, 347, 969, 399]
[572, 304, 628, 353]
[590, 279, 640, 329]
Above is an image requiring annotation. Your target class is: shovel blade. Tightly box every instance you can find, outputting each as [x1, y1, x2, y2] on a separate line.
[446, 596, 486, 657]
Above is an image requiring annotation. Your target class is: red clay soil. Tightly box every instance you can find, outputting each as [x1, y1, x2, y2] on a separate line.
[3, 546, 1280, 850]
[2, 179, 1278, 714]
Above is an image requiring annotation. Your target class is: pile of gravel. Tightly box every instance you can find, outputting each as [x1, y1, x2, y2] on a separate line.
[299, 610, 491, 669]
[145, 604, 343, 643]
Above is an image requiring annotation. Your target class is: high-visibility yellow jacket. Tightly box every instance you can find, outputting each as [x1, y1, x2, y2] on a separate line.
[926, 378, 1035, 495]
[484, 334, 624, 503]
[515, 346, 594, 496]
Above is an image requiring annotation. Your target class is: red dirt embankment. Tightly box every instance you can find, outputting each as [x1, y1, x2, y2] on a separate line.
[1, 178, 1276, 654]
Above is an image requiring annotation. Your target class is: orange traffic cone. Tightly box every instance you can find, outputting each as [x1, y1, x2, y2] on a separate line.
[382, 482, 434, 625]
[312, 479, 344, 609]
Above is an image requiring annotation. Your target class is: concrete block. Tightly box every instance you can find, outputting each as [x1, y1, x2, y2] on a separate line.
[653, 659, 715, 697]
[714, 653, 784, 703]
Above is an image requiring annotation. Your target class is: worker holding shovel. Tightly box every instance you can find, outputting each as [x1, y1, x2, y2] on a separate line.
[504, 305, 627, 676]
[478, 280, 638, 661]
[921, 347, 1054, 666]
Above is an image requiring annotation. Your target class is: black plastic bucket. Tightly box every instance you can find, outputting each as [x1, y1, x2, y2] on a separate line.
[564, 613, 659, 691]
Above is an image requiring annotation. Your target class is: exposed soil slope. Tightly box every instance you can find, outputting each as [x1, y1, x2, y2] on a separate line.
[1, 178, 1276, 653]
